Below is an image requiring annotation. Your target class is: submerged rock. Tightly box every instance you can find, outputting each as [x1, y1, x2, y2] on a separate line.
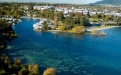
[99, 31, 107, 36]
[5, 45, 12, 49]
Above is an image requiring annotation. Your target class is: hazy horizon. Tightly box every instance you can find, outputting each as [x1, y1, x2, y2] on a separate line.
[0, 0, 102, 4]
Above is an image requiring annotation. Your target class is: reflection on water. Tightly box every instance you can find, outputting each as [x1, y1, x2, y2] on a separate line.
[1, 19, 121, 75]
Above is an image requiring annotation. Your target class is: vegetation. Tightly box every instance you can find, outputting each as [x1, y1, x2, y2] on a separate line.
[43, 68, 56, 75]
[72, 26, 85, 33]
[0, 54, 57, 75]
[42, 21, 48, 31]
[0, 3, 57, 75]
[28, 64, 39, 75]
[0, 54, 27, 75]
[54, 14, 58, 28]
[0, 2, 121, 75]
[0, 19, 17, 50]
[0, 3, 25, 18]
[58, 25, 66, 31]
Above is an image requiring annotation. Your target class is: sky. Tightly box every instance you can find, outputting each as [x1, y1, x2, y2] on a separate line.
[0, 0, 102, 4]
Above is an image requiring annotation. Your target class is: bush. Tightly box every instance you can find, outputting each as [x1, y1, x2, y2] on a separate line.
[72, 26, 85, 33]
[43, 68, 56, 75]
[14, 58, 21, 65]
[28, 64, 39, 75]
[58, 25, 66, 31]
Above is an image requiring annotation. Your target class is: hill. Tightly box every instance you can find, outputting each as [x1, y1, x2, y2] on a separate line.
[91, 0, 121, 5]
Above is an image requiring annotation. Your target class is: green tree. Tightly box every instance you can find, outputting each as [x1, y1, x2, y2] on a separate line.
[49, 9, 54, 20]
[58, 25, 66, 31]
[57, 12, 64, 21]
[80, 16, 85, 26]
[54, 14, 58, 28]
[42, 21, 47, 30]
[65, 16, 74, 29]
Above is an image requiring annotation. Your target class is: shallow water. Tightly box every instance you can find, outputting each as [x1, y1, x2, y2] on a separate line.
[1, 18, 121, 75]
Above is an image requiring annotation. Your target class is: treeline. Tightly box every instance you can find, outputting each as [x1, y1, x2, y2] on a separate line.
[32, 9, 91, 33]
[0, 20, 17, 50]
[33, 8, 121, 33]
[0, 54, 56, 75]
[0, 3, 25, 18]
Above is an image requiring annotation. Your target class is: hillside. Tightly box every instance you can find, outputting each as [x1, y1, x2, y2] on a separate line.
[91, 0, 121, 5]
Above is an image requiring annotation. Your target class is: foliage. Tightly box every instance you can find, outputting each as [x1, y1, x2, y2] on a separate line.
[14, 58, 21, 65]
[28, 64, 39, 75]
[57, 12, 64, 21]
[0, 20, 17, 50]
[0, 54, 40, 75]
[72, 26, 85, 33]
[54, 14, 58, 28]
[42, 21, 47, 31]
[58, 25, 66, 31]
[105, 15, 109, 21]
[65, 16, 74, 26]
[43, 68, 56, 75]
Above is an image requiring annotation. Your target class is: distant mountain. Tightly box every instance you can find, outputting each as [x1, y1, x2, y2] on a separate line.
[91, 0, 121, 5]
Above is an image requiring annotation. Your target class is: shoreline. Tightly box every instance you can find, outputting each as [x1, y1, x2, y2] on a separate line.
[46, 30, 62, 32]
[45, 26, 121, 33]
[91, 26, 121, 31]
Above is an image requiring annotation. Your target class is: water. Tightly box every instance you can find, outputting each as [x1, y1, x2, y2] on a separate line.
[1, 18, 121, 75]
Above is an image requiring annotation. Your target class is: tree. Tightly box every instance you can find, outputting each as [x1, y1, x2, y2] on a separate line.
[28, 64, 39, 75]
[54, 14, 58, 28]
[87, 11, 90, 18]
[105, 15, 109, 21]
[72, 26, 85, 33]
[65, 16, 74, 25]
[57, 12, 64, 21]
[92, 13, 100, 19]
[80, 16, 85, 26]
[49, 10, 54, 20]
[58, 25, 66, 31]
[43, 68, 56, 75]
[75, 12, 81, 17]
[69, 12, 75, 17]
[42, 9, 49, 18]
[42, 21, 47, 30]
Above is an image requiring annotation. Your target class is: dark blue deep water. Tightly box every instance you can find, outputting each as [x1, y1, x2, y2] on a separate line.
[1, 18, 121, 75]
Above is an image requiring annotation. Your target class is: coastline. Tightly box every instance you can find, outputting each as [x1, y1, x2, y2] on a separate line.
[47, 30, 62, 32]
[31, 17, 121, 33]
[91, 26, 121, 31]
[46, 26, 121, 33]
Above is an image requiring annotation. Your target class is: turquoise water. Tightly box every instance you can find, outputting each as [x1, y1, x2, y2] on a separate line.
[1, 18, 121, 75]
